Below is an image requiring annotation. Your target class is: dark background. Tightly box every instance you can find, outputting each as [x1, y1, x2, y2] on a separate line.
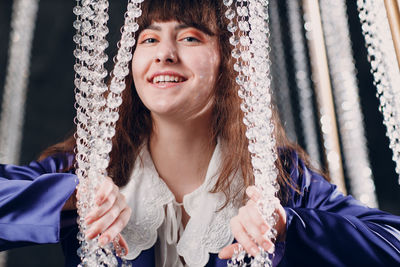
[1, 0, 399, 266]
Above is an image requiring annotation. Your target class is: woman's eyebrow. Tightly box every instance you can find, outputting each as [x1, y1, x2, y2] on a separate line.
[145, 24, 191, 31]
[144, 23, 212, 35]
[146, 25, 161, 31]
[174, 24, 191, 30]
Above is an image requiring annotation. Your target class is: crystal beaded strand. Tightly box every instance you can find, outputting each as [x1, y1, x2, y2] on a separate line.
[0, 0, 40, 165]
[269, 0, 297, 143]
[0, 2, 40, 267]
[225, 2, 251, 265]
[224, 0, 280, 266]
[247, 1, 280, 265]
[73, 0, 114, 266]
[357, 0, 400, 183]
[319, 0, 377, 207]
[302, 0, 347, 193]
[73, 0, 144, 266]
[286, 0, 321, 168]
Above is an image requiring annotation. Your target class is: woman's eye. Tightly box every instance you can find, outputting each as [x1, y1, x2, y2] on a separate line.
[182, 36, 200, 42]
[142, 38, 157, 44]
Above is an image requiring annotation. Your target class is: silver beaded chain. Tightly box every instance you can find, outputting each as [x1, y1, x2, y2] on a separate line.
[0, 0, 40, 165]
[320, 0, 378, 207]
[302, 0, 347, 193]
[357, 0, 400, 184]
[73, 0, 143, 266]
[286, 0, 321, 168]
[224, 0, 280, 266]
[269, 0, 297, 143]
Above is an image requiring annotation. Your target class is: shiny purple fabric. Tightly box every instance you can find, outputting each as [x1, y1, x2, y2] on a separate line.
[1, 151, 400, 266]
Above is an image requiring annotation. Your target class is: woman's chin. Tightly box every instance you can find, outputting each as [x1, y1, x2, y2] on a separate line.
[149, 105, 181, 119]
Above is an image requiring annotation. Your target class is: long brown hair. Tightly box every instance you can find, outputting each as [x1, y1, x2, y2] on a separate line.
[40, 0, 316, 205]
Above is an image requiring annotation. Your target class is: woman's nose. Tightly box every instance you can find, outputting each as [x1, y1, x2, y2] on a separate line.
[155, 40, 178, 64]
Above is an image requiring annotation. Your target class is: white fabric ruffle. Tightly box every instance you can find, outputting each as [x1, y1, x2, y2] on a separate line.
[120, 142, 242, 266]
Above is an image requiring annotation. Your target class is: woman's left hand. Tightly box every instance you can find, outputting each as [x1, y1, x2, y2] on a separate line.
[83, 176, 132, 256]
[218, 186, 287, 259]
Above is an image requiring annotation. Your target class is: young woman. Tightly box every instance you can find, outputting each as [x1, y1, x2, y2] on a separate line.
[1, 0, 400, 266]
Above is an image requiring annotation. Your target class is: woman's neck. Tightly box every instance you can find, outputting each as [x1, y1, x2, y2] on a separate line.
[149, 113, 216, 203]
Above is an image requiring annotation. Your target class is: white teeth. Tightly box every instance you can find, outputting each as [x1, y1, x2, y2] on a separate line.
[152, 75, 183, 83]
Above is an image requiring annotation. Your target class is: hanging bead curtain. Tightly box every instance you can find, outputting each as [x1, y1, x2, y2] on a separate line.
[0, 0, 40, 165]
[358, 0, 400, 184]
[269, 0, 297, 143]
[73, 0, 143, 265]
[223, 0, 280, 266]
[286, 0, 321, 168]
[320, 0, 377, 207]
[302, 0, 347, 193]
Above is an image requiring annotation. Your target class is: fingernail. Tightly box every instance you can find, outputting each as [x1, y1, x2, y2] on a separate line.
[251, 247, 259, 256]
[247, 188, 253, 196]
[267, 245, 275, 254]
[262, 242, 270, 251]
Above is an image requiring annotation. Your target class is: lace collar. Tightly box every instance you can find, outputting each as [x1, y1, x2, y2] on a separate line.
[120, 141, 242, 266]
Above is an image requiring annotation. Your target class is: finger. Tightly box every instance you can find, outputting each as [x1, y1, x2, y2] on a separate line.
[98, 207, 131, 247]
[86, 195, 126, 239]
[246, 186, 261, 202]
[218, 243, 240, 259]
[230, 216, 260, 257]
[275, 204, 287, 242]
[95, 177, 117, 206]
[118, 234, 129, 256]
[86, 191, 119, 225]
[113, 234, 129, 257]
[86, 180, 119, 223]
[239, 203, 274, 252]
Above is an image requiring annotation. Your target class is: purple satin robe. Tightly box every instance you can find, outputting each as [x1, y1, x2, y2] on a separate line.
[1, 151, 400, 266]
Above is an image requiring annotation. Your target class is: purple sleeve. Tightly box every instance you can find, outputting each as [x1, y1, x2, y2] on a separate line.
[278, 151, 400, 266]
[0, 155, 78, 250]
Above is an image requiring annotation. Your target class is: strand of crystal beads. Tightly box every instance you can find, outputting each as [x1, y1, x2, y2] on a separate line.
[269, 0, 297, 143]
[320, 0, 377, 207]
[224, 0, 280, 266]
[357, 0, 400, 183]
[73, 0, 116, 266]
[302, 0, 347, 193]
[248, 0, 280, 265]
[224, 1, 251, 266]
[224, 1, 255, 265]
[0, 0, 39, 165]
[73, 0, 144, 265]
[286, 0, 321, 168]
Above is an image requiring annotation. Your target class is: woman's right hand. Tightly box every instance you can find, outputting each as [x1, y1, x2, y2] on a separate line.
[80, 176, 132, 256]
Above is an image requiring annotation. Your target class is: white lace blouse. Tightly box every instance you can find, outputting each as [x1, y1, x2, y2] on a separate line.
[120, 142, 242, 266]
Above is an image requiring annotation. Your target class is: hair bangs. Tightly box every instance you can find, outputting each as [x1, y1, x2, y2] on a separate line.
[137, 0, 221, 36]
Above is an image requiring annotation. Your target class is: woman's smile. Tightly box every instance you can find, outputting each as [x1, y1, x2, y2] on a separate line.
[148, 70, 188, 89]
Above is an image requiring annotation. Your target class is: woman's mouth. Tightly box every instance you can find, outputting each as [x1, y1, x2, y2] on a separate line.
[152, 75, 185, 84]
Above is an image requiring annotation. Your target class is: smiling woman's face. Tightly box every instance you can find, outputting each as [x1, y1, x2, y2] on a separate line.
[131, 20, 220, 121]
